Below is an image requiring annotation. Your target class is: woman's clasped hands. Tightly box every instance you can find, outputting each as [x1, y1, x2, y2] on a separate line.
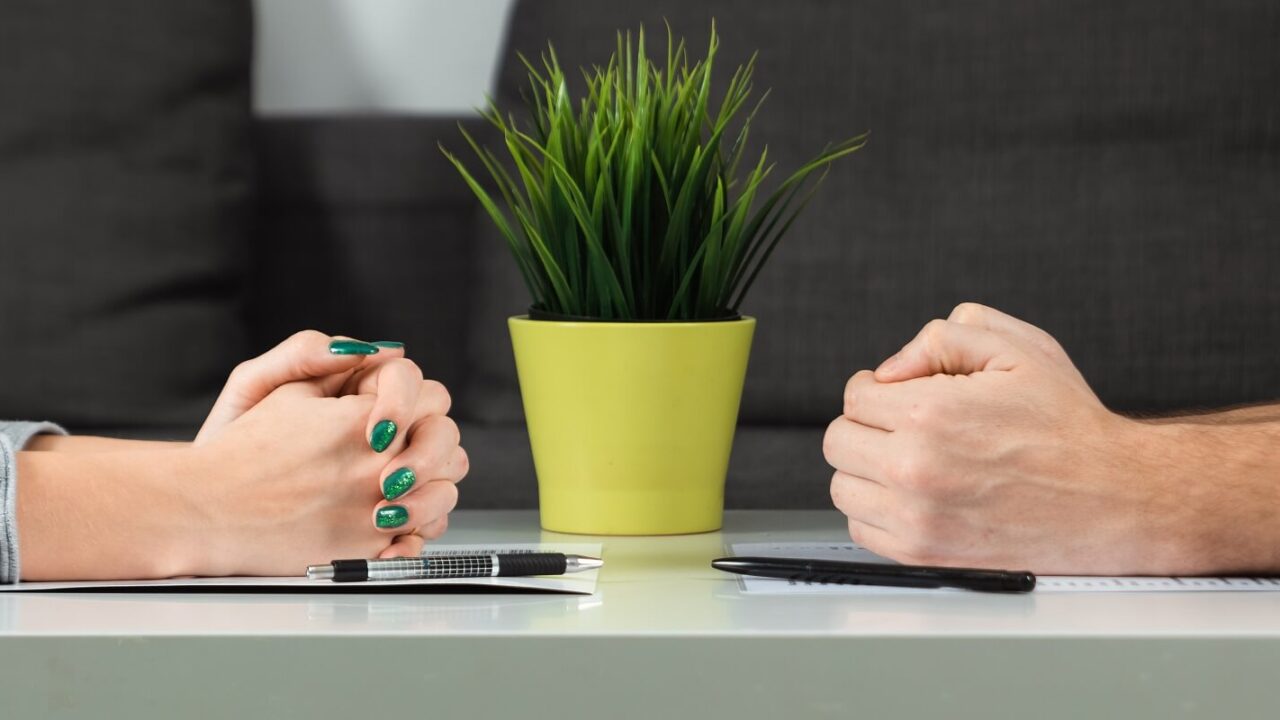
[186, 331, 468, 577]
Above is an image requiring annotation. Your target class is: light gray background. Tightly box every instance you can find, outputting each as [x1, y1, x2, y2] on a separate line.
[253, 0, 513, 115]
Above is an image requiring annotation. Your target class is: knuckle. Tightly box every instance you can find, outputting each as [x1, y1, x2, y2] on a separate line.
[842, 375, 858, 415]
[949, 302, 986, 324]
[418, 415, 461, 451]
[423, 379, 453, 415]
[290, 329, 328, 346]
[887, 456, 914, 488]
[427, 515, 450, 539]
[431, 415, 461, 446]
[822, 418, 845, 463]
[921, 318, 949, 349]
[906, 397, 943, 429]
[390, 357, 424, 381]
[430, 482, 460, 513]
[847, 518, 868, 545]
[455, 447, 471, 478]
[889, 452, 933, 492]
[828, 471, 849, 509]
[228, 359, 255, 383]
[842, 370, 874, 416]
[1035, 329, 1067, 355]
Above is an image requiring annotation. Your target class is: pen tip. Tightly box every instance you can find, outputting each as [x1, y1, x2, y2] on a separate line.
[566, 556, 604, 572]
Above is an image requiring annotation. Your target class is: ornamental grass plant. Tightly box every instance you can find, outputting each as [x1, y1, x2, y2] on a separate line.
[443, 23, 866, 320]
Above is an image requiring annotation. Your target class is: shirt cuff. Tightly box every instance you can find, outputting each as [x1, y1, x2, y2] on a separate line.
[1, 421, 68, 584]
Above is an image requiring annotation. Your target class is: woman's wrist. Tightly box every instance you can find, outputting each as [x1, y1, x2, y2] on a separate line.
[16, 444, 207, 580]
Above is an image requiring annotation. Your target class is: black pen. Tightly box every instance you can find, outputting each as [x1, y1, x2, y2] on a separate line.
[307, 553, 603, 582]
[712, 556, 1036, 593]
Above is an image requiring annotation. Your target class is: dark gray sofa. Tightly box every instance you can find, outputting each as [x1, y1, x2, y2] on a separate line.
[3, 1, 1278, 509]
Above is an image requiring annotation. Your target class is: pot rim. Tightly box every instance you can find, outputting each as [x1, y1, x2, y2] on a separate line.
[525, 305, 743, 323]
[510, 314, 756, 329]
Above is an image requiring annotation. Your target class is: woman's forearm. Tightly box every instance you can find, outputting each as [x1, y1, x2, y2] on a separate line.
[24, 435, 187, 453]
[15, 447, 203, 580]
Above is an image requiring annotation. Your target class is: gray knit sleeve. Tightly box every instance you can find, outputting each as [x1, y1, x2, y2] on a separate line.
[1, 421, 68, 584]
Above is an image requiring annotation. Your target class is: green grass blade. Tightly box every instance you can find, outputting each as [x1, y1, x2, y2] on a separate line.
[446, 23, 864, 320]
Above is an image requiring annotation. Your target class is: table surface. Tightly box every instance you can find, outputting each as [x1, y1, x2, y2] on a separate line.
[4, 509, 1280, 638]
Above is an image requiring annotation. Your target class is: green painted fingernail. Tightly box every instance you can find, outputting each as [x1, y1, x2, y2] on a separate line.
[376, 505, 409, 529]
[382, 467, 416, 501]
[371, 340, 405, 349]
[370, 419, 397, 452]
[329, 339, 379, 355]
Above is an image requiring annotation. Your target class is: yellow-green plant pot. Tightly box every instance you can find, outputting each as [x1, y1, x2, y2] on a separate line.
[509, 315, 756, 535]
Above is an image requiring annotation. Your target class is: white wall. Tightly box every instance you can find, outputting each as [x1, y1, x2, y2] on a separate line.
[253, 0, 513, 116]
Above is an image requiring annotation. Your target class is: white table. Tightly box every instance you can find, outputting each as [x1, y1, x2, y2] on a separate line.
[2, 510, 1277, 718]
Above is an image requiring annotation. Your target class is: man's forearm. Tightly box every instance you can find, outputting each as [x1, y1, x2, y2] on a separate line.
[1138, 417, 1280, 574]
[1137, 401, 1280, 425]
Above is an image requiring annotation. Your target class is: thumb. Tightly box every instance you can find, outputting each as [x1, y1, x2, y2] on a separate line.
[197, 331, 396, 442]
[947, 302, 1078, 374]
[874, 319, 1021, 382]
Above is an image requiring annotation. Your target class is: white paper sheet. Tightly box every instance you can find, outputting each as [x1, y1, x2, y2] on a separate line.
[0, 543, 602, 595]
[729, 542, 1280, 594]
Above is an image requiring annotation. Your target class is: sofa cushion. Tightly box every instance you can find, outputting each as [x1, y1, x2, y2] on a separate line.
[464, 0, 1280, 427]
[0, 1, 254, 434]
[251, 117, 485, 399]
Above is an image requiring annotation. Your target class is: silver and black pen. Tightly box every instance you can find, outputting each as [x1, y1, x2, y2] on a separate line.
[306, 553, 603, 582]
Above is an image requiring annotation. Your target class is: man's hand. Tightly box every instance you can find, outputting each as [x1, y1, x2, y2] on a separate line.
[822, 303, 1280, 575]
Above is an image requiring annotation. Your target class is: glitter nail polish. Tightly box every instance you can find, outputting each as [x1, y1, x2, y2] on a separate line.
[370, 420, 397, 453]
[376, 505, 409, 529]
[382, 467, 416, 501]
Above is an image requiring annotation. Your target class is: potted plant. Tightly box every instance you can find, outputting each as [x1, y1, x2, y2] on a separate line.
[444, 25, 865, 535]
